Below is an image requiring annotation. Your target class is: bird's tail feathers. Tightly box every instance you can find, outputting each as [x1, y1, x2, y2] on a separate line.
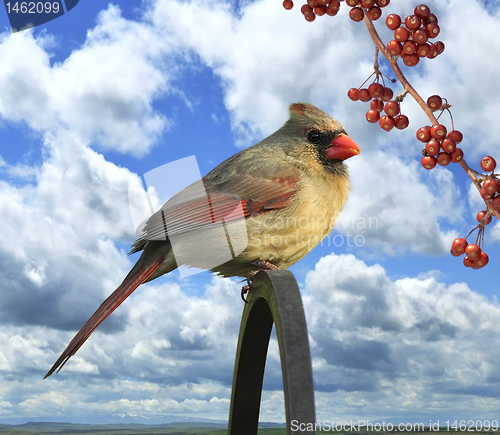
[44, 251, 169, 379]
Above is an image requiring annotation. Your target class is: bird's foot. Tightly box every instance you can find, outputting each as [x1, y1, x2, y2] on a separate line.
[240, 261, 279, 303]
[241, 283, 250, 303]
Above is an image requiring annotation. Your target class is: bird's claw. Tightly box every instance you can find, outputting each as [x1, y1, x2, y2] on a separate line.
[241, 283, 250, 303]
[240, 261, 279, 303]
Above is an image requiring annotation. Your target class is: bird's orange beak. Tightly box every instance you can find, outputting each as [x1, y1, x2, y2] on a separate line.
[326, 133, 361, 161]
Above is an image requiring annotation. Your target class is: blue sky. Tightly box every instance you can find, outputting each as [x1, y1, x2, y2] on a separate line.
[1, 0, 500, 426]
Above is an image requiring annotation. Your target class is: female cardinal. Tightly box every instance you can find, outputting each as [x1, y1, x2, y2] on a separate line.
[44, 102, 360, 378]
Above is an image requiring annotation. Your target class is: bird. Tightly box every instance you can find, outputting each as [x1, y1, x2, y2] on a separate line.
[44, 102, 360, 378]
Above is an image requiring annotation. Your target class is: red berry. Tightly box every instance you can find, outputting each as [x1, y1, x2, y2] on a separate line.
[368, 83, 384, 99]
[394, 114, 409, 130]
[480, 156, 497, 172]
[451, 238, 468, 256]
[427, 45, 438, 59]
[463, 256, 477, 268]
[318, 0, 329, 5]
[327, 0, 340, 11]
[387, 40, 402, 56]
[448, 130, 463, 144]
[305, 13, 316, 21]
[377, 0, 390, 7]
[477, 210, 492, 225]
[435, 41, 445, 54]
[450, 148, 463, 163]
[430, 124, 447, 140]
[348, 88, 359, 101]
[416, 43, 431, 57]
[483, 179, 499, 194]
[358, 88, 371, 102]
[416, 126, 431, 142]
[426, 95, 442, 111]
[414, 4, 430, 18]
[413, 29, 429, 44]
[437, 152, 451, 166]
[283, 0, 294, 9]
[349, 7, 364, 22]
[361, 0, 376, 8]
[426, 23, 440, 38]
[314, 6, 326, 15]
[421, 155, 437, 170]
[402, 40, 417, 55]
[381, 87, 393, 102]
[384, 100, 400, 117]
[402, 53, 419, 67]
[480, 187, 494, 200]
[366, 109, 380, 123]
[367, 6, 382, 20]
[463, 256, 476, 268]
[492, 196, 500, 211]
[427, 13, 438, 24]
[385, 13, 401, 30]
[307, 0, 319, 7]
[425, 139, 440, 156]
[371, 99, 384, 111]
[379, 115, 395, 131]
[326, 5, 339, 15]
[465, 243, 481, 260]
[476, 252, 489, 268]
[301, 4, 314, 15]
[441, 137, 456, 153]
[346, 0, 359, 5]
[394, 26, 410, 42]
[405, 14, 421, 30]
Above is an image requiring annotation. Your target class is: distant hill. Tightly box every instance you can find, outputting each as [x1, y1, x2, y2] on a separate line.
[0, 421, 287, 435]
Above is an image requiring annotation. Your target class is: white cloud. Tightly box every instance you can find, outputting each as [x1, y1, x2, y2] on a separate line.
[337, 151, 462, 255]
[1, 254, 500, 422]
[304, 253, 500, 420]
[0, 5, 173, 156]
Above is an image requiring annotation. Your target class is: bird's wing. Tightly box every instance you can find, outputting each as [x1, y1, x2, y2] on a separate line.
[43, 173, 300, 378]
[130, 173, 299, 252]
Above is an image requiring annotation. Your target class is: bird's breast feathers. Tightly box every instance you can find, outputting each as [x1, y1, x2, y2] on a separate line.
[240, 171, 351, 269]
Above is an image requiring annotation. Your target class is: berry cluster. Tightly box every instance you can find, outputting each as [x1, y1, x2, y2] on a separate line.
[451, 236, 489, 270]
[419, 96, 463, 170]
[385, 4, 444, 67]
[347, 83, 409, 131]
[450, 156, 498, 270]
[479, 156, 500, 210]
[347, 0, 390, 23]
[282, 0, 341, 21]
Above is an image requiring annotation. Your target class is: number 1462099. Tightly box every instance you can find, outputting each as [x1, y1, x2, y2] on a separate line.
[445, 420, 498, 431]
[5, 2, 60, 14]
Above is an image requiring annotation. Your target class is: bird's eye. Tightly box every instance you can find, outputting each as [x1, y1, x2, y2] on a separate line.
[308, 130, 322, 144]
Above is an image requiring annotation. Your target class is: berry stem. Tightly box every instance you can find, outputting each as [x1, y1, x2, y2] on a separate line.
[362, 10, 500, 223]
[362, 12, 438, 124]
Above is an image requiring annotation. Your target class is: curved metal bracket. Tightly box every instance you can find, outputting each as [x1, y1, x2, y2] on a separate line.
[228, 270, 316, 435]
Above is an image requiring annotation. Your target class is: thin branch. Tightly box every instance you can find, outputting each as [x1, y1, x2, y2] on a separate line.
[362, 11, 500, 222]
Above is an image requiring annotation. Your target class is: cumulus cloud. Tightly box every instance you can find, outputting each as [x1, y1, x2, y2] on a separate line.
[304, 253, 500, 419]
[0, 6, 173, 156]
[1, 254, 500, 422]
[336, 151, 463, 256]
